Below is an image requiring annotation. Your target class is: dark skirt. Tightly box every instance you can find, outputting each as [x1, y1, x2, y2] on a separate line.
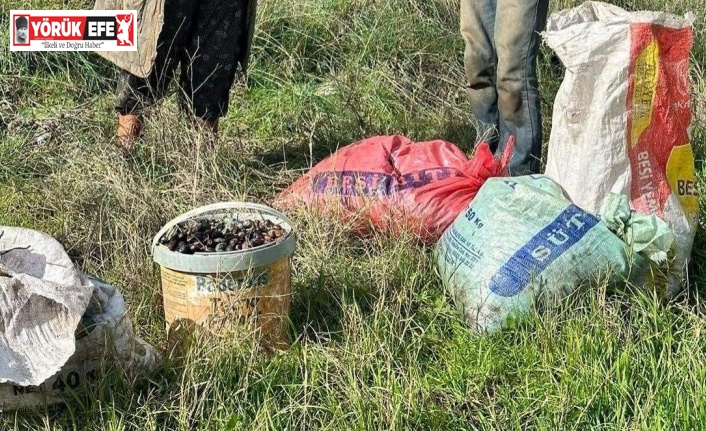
[115, 0, 256, 120]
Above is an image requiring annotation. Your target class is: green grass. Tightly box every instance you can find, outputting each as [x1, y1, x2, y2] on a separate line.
[1, 0, 706, 429]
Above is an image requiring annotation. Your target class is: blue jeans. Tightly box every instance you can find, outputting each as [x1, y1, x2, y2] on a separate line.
[461, 0, 549, 175]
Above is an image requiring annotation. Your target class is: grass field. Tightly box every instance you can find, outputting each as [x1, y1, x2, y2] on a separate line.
[1, 0, 705, 429]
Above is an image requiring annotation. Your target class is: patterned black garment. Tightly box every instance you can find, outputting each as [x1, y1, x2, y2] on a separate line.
[115, 0, 251, 120]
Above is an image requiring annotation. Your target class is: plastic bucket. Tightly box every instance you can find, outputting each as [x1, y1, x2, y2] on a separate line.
[152, 202, 296, 348]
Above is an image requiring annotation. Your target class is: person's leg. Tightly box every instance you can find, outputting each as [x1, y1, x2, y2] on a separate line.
[178, 0, 251, 132]
[494, 0, 549, 175]
[460, 0, 500, 151]
[112, 0, 196, 152]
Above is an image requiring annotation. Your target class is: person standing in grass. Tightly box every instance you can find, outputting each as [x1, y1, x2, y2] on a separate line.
[93, 0, 257, 154]
[460, 0, 549, 175]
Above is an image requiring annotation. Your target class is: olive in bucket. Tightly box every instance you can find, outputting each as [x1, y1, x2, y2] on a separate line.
[152, 202, 296, 350]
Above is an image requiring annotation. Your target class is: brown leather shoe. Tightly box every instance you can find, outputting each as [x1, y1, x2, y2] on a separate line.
[116, 114, 142, 155]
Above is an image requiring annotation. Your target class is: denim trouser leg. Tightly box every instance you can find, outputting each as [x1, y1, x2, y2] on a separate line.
[460, 0, 499, 152]
[461, 0, 549, 175]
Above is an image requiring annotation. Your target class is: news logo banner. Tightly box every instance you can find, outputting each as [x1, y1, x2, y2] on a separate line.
[10, 10, 137, 51]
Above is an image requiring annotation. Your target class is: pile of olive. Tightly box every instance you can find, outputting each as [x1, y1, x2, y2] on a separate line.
[159, 217, 287, 254]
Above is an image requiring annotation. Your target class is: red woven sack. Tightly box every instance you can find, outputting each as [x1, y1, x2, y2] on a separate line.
[275, 135, 514, 242]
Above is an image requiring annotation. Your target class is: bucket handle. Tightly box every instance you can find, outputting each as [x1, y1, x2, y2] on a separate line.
[151, 202, 295, 250]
